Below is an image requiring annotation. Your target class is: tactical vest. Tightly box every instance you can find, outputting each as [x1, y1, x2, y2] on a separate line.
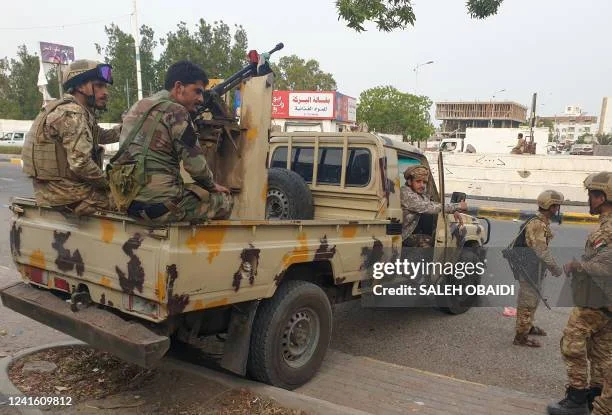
[22, 96, 90, 181]
[510, 217, 544, 282]
[106, 98, 172, 213]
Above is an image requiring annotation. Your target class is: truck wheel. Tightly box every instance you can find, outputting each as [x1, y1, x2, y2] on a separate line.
[266, 168, 314, 220]
[247, 280, 332, 390]
[438, 248, 481, 315]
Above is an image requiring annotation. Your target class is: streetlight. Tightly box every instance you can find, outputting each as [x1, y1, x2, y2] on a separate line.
[489, 88, 506, 127]
[413, 60, 434, 95]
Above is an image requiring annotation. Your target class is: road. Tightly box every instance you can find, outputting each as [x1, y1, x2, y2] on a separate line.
[0, 161, 594, 398]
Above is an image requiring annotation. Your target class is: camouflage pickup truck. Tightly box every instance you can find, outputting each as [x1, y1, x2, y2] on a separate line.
[1, 55, 490, 390]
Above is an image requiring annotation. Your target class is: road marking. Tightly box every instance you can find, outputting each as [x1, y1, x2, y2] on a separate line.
[0, 178, 15, 182]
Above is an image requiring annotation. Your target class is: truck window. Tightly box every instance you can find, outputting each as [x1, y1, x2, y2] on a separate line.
[317, 148, 342, 185]
[13, 133, 24, 141]
[270, 146, 372, 186]
[345, 148, 371, 186]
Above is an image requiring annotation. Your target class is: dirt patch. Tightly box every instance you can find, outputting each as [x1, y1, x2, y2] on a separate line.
[8, 346, 309, 414]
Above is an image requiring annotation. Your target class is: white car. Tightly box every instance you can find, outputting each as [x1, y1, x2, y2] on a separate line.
[0, 131, 26, 146]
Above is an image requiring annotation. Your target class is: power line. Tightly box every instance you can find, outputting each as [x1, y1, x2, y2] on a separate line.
[0, 14, 130, 31]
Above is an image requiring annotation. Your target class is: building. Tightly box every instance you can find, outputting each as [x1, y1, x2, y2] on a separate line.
[539, 106, 598, 143]
[271, 91, 357, 132]
[599, 97, 612, 135]
[435, 101, 527, 139]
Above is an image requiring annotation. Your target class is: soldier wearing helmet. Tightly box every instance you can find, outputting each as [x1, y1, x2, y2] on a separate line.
[548, 172, 612, 415]
[21, 59, 120, 215]
[512, 190, 564, 349]
[400, 164, 467, 247]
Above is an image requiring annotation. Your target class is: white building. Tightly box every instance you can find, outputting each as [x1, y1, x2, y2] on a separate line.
[539, 106, 598, 143]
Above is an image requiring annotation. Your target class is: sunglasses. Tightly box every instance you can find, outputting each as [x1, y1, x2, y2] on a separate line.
[97, 64, 113, 84]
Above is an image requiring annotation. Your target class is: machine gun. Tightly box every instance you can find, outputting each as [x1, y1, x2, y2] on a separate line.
[196, 42, 284, 120]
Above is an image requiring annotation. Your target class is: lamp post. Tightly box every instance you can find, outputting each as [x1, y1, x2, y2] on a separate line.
[414, 60, 434, 95]
[489, 88, 506, 128]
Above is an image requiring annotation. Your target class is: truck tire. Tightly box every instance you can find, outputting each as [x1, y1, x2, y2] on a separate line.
[266, 168, 314, 220]
[247, 280, 332, 390]
[438, 248, 481, 315]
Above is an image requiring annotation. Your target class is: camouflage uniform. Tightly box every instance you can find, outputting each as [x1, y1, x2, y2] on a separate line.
[515, 213, 562, 337]
[22, 94, 120, 215]
[400, 185, 461, 246]
[109, 90, 233, 224]
[560, 211, 612, 415]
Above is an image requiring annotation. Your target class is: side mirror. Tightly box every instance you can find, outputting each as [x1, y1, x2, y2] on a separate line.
[450, 191, 466, 203]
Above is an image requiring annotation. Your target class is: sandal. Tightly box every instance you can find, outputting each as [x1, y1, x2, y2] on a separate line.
[529, 326, 547, 336]
[513, 335, 542, 348]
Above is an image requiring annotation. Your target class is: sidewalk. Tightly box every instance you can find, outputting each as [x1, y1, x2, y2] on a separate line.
[298, 350, 549, 415]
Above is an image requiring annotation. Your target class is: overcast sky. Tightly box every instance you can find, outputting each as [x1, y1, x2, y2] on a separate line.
[1, 0, 611, 118]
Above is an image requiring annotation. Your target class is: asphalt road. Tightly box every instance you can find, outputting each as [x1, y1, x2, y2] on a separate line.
[0, 162, 595, 399]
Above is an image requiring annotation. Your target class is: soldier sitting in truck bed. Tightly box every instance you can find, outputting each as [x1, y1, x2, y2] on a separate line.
[107, 61, 233, 223]
[401, 164, 467, 247]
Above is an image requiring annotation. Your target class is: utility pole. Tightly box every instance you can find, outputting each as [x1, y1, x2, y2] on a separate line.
[132, 0, 143, 100]
[413, 60, 434, 95]
[125, 78, 130, 108]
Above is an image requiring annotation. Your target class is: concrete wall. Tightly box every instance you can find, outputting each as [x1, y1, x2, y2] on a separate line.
[464, 127, 550, 154]
[594, 145, 612, 156]
[425, 152, 612, 203]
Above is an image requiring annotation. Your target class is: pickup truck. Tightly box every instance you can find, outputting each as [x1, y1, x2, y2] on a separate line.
[1, 50, 490, 390]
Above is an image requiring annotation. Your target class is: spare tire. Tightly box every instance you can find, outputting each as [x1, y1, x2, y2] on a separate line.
[266, 168, 314, 220]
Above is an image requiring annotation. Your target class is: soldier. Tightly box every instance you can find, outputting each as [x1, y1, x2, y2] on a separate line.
[21, 60, 119, 215]
[547, 172, 612, 415]
[107, 60, 233, 223]
[511, 133, 525, 154]
[512, 190, 564, 348]
[400, 164, 466, 247]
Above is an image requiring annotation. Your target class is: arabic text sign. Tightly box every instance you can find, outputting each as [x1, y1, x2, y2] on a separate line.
[40, 42, 75, 65]
[288, 92, 335, 118]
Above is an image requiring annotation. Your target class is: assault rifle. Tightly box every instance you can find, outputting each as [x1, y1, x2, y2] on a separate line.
[502, 246, 552, 310]
[196, 42, 284, 119]
[502, 216, 552, 310]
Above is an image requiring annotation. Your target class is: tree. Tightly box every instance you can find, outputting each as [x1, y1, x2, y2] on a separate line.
[156, 20, 248, 82]
[596, 133, 612, 145]
[95, 23, 158, 122]
[336, 0, 504, 32]
[0, 45, 43, 119]
[270, 55, 337, 91]
[357, 85, 434, 140]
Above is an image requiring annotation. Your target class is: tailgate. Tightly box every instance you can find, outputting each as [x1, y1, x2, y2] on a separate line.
[0, 282, 170, 368]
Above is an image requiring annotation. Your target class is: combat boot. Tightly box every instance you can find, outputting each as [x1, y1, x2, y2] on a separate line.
[587, 385, 602, 412]
[547, 386, 589, 415]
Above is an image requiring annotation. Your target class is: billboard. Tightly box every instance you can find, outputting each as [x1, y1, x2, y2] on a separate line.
[335, 93, 357, 123]
[39, 42, 75, 65]
[272, 91, 335, 119]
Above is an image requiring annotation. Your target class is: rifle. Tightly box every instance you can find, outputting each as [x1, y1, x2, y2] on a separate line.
[502, 216, 552, 310]
[502, 246, 551, 310]
[196, 42, 284, 119]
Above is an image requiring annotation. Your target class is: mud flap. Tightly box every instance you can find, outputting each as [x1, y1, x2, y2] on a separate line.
[0, 282, 170, 368]
[220, 300, 259, 375]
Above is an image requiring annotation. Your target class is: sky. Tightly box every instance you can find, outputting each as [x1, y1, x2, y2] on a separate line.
[1, 0, 611, 120]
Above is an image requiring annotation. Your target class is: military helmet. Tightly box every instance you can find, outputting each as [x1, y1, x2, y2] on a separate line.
[404, 164, 429, 181]
[537, 190, 564, 209]
[62, 60, 113, 90]
[584, 171, 612, 200]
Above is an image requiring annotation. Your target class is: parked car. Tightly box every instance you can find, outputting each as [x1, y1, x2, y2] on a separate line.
[0, 131, 27, 146]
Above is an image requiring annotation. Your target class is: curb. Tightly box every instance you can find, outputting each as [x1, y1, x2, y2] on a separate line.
[0, 341, 364, 415]
[469, 207, 598, 225]
[0, 158, 21, 165]
[162, 358, 369, 415]
[0, 340, 83, 415]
